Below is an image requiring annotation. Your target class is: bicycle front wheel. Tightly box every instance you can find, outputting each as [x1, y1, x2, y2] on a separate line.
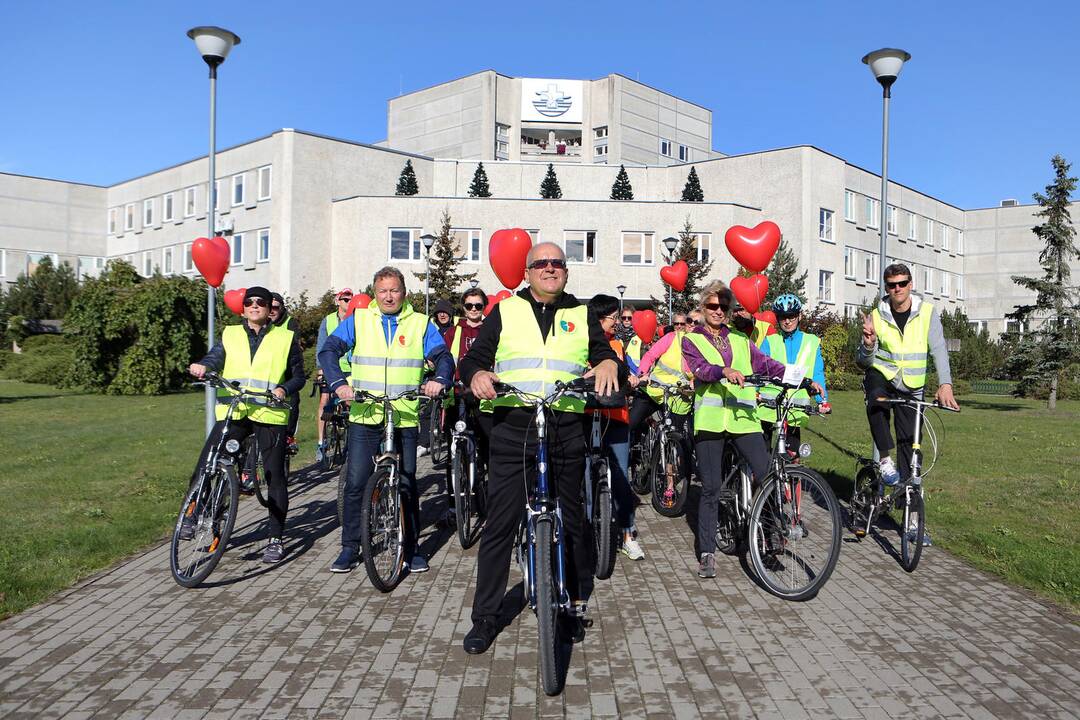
[170, 465, 239, 588]
[361, 466, 406, 592]
[592, 464, 617, 580]
[452, 441, 477, 549]
[651, 436, 688, 518]
[534, 516, 561, 696]
[629, 438, 651, 495]
[429, 403, 448, 466]
[748, 467, 842, 601]
[897, 487, 925, 573]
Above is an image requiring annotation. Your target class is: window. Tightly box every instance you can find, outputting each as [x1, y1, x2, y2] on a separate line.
[907, 212, 917, 241]
[211, 180, 222, 211]
[956, 230, 964, 255]
[865, 198, 880, 229]
[163, 247, 174, 275]
[693, 233, 711, 262]
[497, 140, 509, 155]
[496, 123, 510, 137]
[678, 145, 689, 162]
[594, 126, 608, 139]
[844, 247, 856, 278]
[969, 320, 987, 333]
[955, 273, 964, 299]
[818, 208, 834, 242]
[389, 228, 421, 260]
[163, 193, 174, 222]
[525, 229, 540, 243]
[143, 199, 154, 227]
[564, 230, 597, 264]
[864, 253, 877, 284]
[125, 204, 135, 231]
[844, 303, 862, 319]
[108, 208, 117, 234]
[924, 218, 934, 246]
[230, 234, 244, 265]
[844, 191, 855, 222]
[887, 205, 898, 235]
[25, 252, 59, 275]
[940, 271, 950, 297]
[818, 270, 833, 303]
[142, 251, 152, 277]
[621, 232, 654, 265]
[1005, 318, 1024, 334]
[941, 224, 950, 251]
[660, 139, 672, 157]
[449, 229, 482, 263]
[184, 187, 197, 217]
[0, 249, 6, 277]
[257, 166, 272, 200]
[258, 229, 270, 262]
[923, 266, 933, 294]
[595, 145, 608, 157]
[179, 243, 192, 272]
[232, 174, 245, 206]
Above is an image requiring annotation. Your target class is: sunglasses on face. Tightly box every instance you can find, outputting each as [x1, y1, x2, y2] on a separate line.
[270, 304, 283, 312]
[703, 302, 730, 312]
[463, 302, 484, 310]
[621, 315, 633, 321]
[244, 297, 268, 308]
[527, 258, 567, 270]
[338, 296, 352, 303]
[778, 313, 799, 321]
[886, 279, 911, 290]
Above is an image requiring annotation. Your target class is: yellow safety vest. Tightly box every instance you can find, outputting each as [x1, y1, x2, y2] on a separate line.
[625, 335, 643, 366]
[751, 318, 772, 348]
[217, 324, 294, 425]
[644, 332, 692, 415]
[872, 301, 932, 390]
[323, 311, 353, 373]
[759, 333, 819, 426]
[686, 331, 759, 435]
[349, 303, 428, 427]
[491, 296, 590, 414]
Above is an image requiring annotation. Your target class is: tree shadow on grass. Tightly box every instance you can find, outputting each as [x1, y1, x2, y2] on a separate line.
[960, 397, 1027, 412]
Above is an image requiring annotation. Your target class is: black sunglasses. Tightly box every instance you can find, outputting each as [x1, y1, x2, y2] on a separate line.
[886, 279, 911, 290]
[620, 315, 633, 321]
[527, 258, 567, 270]
[270, 304, 283, 312]
[703, 302, 730, 312]
[463, 302, 484, 310]
[243, 297, 269, 308]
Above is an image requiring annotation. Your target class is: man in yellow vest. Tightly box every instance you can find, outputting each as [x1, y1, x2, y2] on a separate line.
[315, 288, 355, 464]
[459, 242, 623, 654]
[188, 286, 306, 564]
[319, 267, 454, 574]
[856, 263, 959, 507]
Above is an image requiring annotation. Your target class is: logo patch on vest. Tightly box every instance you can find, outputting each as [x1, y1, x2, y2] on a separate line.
[398, 335, 406, 346]
[560, 320, 576, 333]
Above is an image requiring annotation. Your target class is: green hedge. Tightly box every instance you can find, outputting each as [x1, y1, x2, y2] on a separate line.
[1, 335, 76, 386]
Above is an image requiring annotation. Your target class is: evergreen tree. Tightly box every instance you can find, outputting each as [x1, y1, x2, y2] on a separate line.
[4, 255, 81, 320]
[610, 165, 634, 200]
[1007, 154, 1080, 409]
[539, 163, 562, 199]
[669, 217, 715, 318]
[764, 238, 808, 305]
[681, 166, 704, 202]
[395, 159, 419, 196]
[468, 162, 492, 197]
[413, 209, 477, 306]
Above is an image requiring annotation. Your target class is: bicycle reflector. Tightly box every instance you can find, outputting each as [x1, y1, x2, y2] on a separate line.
[798, 443, 812, 458]
[454, 420, 467, 433]
[225, 439, 241, 453]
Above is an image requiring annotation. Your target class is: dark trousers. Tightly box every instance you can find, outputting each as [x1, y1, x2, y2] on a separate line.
[471, 410, 592, 623]
[340, 422, 419, 557]
[694, 432, 769, 555]
[286, 393, 300, 437]
[193, 418, 289, 538]
[864, 368, 920, 481]
[444, 398, 492, 508]
[628, 394, 692, 440]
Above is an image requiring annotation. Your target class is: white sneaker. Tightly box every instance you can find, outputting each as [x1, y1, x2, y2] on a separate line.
[417, 445, 429, 458]
[621, 537, 645, 561]
[880, 457, 900, 486]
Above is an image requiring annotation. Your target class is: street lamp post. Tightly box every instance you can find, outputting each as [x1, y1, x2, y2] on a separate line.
[616, 284, 627, 312]
[662, 236, 679, 322]
[420, 233, 436, 316]
[862, 48, 911, 301]
[469, 279, 479, 290]
[188, 25, 240, 436]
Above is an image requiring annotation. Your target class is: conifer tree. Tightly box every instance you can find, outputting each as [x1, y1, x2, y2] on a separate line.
[610, 164, 634, 200]
[539, 163, 562, 199]
[413, 209, 477, 303]
[681, 166, 704, 202]
[670, 217, 715, 316]
[764, 238, 808, 305]
[395, 159, 419, 196]
[468, 162, 492, 197]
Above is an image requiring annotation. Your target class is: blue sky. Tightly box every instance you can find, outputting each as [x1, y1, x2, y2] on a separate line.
[1, 0, 1076, 209]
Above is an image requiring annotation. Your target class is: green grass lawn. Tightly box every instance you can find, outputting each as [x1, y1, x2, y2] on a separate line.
[801, 390, 1079, 613]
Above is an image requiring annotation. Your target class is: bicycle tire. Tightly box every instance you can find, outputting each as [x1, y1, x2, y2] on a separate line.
[170, 465, 239, 588]
[629, 436, 651, 495]
[748, 468, 842, 601]
[429, 402, 448, 466]
[361, 466, 406, 592]
[898, 487, 925, 573]
[534, 516, 561, 696]
[453, 440, 477, 549]
[715, 445, 742, 556]
[331, 419, 348, 469]
[651, 436, 688, 518]
[592, 463, 617, 580]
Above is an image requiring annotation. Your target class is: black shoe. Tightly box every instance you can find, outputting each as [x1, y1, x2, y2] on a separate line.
[560, 614, 587, 644]
[464, 618, 499, 654]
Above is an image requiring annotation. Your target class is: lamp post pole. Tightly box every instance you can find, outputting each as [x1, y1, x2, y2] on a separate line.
[616, 284, 627, 313]
[662, 236, 678, 322]
[420, 233, 436, 317]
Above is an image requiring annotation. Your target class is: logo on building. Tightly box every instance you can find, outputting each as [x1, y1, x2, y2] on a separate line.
[532, 83, 573, 118]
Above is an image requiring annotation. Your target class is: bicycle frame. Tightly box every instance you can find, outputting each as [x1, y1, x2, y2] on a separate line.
[448, 392, 477, 506]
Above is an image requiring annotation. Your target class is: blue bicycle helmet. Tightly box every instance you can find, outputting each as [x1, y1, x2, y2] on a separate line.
[772, 293, 803, 315]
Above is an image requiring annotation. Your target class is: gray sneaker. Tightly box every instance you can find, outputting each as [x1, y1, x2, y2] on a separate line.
[698, 553, 716, 579]
[409, 555, 430, 573]
[263, 538, 285, 564]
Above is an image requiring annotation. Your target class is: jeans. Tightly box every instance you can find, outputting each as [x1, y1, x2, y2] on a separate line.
[694, 431, 769, 556]
[585, 417, 635, 530]
[340, 422, 419, 558]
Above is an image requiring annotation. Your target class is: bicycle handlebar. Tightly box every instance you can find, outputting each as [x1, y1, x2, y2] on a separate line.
[875, 396, 960, 413]
[194, 370, 292, 410]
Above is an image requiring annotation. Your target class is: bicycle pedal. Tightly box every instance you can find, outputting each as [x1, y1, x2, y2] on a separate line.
[853, 528, 866, 539]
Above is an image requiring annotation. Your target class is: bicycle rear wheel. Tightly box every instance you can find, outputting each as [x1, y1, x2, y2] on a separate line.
[629, 436, 651, 495]
[592, 462, 617, 580]
[452, 440, 477, 549]
[429, 403, 448, 466]
[361, 466, 406, 592]
[170, 465, 238, 588]
[849, 464, 877, 539]
[897, 487, 925, 573]
[534, 516, 561, 696]
[651, 436, 688, 518]
[748, 467, 842, 601]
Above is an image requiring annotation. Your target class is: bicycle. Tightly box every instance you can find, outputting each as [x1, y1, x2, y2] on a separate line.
[321, 395, 350, 471]
[849, 395, 958, 572]
[420, 393, 448, 466]
[448, 384, 487, 549]
[585, 407, 617, 580]
[643, 379, 695, 518]
[171, 371, 291, 588]
[714, 374, 842, 600]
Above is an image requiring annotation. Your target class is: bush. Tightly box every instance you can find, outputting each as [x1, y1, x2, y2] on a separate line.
[827, 371, 864, 392]
[1, 334, 76, 385]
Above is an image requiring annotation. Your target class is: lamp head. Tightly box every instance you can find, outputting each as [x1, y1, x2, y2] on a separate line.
[662, 236, 679, 255]
[616, 284, 627, 296]
[861, 48, 911, 91]
[420, 233, 436, 251]
[187, 26, 241, 67]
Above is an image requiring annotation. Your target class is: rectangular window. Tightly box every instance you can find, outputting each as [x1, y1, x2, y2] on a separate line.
[594, 126, 608, 139]
[818, 270, 833, 303]
[1005, 318, 1024, 334]
[142, 251, 152, 277]
[865, 198, 880, 229]
[907, 212, 917, 241]
[230, 234, 244, 265]
[887, 205, 898, 234]
[0, 249, 5, 277]
[143, 199, 154, 227]
[844, 191, 855, 222]
[595, 145, 608, 157]
[956, 273, 964, 299]
[184, 187, 197, 217]
[925, 218, 934, 245]
[258, 229, 270, 262]
[864, 252, 877, 283]
[844, 247, 856, 278]
[660, 139, 672, 157]
[844, 303, 862, 319]
[232, 174, 245, 206]
[163, 193, 174, 222]
[108, 208, 117, 234]
[125, 203, 135, 231]
[257, 166, 271, 200]
[621, 232, 654, 265]
[678, 145, 689, 162]
[818, 208, 834, 242]
[564, 230, 597, 264]
[940, 270, 950, 297]
[923, 266, 933, 293]
[957, 230, 964, 254]
[389, 228, 421, 260]
[213, 180, 223, 211]
[77, 256, 104, 281]
[693, 233, 711, 263]
[525, 229, 540, 243]
[163, 247, 174, 275]
[182, 243, 194, 272]
[25, 252, 59, 276]
[941, 224, 950, 251]
[449, 229, 482, 263]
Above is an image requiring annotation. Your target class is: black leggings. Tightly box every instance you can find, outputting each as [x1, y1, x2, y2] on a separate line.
[694, 432, 769, 556]
[864, 369, 920, 481]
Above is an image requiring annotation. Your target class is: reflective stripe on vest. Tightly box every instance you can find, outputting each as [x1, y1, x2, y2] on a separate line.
[686, 331, 759, 435]
[872, 302, 933, 389]
[324, 311, 353, 372]
[491, 296, 590, 413]
[348, 304, 427, 427]
[216, 324, 293, 425]
[644, 332, 692, 415]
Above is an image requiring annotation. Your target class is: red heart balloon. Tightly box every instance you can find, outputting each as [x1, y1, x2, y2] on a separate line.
[660, 260, 689, 292]
[632, 309, 657, 344]
[224, 288, 247, 315]
[730, 274, 769, 313]
[345, 293, 371, 316]
[754, 310, 778, 330]
[483, 290, 514, 317]
[724, 222, 781, 273]
[192, 236, 230, 288]
[488, 228, 533, 290]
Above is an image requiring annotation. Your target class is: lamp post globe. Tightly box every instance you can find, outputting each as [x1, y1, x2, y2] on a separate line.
[861, 48, 911, 91]
[420, 233, 437, 316]
[187, 26, 241, 67]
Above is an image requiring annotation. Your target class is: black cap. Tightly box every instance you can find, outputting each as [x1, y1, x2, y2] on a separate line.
[434, 299, 454, 315]
[244, 286, 272, 303]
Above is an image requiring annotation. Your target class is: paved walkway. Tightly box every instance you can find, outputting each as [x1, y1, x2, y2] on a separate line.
[1, 460, 1078, 719]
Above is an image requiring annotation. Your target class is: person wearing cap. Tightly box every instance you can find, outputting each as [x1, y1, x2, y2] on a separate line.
[188, 286, 306, 564]
[432, 298, 456, 334]
[730, 302, 774, 348]
[315, 288, 355, 464]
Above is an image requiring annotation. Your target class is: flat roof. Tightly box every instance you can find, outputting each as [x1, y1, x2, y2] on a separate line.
[330, 193, 761, 211]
